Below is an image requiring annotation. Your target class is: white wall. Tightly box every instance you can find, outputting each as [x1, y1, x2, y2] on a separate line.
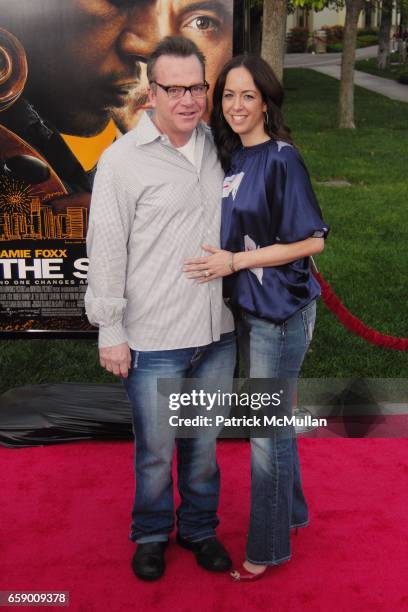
[286, 7, 369, 33]
[314, 8, 347, 29]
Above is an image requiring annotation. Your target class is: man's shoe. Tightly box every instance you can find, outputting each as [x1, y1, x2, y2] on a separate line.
[131, 541, 168, 581]
[176, 534, 232, 572]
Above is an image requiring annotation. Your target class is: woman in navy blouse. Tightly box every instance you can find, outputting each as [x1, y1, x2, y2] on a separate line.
[184, 54, 329, 581]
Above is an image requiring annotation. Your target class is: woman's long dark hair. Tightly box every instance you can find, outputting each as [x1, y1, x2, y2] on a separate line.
[211, 54, 293, 172]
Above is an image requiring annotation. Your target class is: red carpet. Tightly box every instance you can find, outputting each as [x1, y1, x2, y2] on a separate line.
[1, 439, 407, 612]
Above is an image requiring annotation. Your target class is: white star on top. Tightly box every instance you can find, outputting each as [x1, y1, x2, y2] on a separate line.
[244, 234, 263, 285]
[277, 141, 292, 152]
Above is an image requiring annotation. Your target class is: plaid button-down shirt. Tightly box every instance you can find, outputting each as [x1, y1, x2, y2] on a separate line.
[85, 111, 234, 350]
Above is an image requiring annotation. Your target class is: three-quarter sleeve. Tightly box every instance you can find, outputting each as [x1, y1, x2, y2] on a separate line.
[84, 154, 135, 348]
[272, 146, 329, 244]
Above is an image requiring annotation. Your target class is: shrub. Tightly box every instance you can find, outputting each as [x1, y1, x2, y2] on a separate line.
[327, 43, 343, 53]
[399, 69, 408, 85]
[286, 27, 309, 53]
[322, 25, 344, 44]
[389, 50, 401, 63]
[357, 34, 379, 46]
[358, 27, 379, 37]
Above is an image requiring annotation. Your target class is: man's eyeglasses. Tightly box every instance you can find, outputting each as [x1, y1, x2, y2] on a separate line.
[150, 81, 209, 99]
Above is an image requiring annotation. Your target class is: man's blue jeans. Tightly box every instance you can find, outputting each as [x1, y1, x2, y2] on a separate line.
[236, 301, 316, 565]
[123, 332, 236, 544]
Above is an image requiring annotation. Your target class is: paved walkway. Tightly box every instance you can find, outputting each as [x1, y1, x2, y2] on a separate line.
[285, 45, 408, 103]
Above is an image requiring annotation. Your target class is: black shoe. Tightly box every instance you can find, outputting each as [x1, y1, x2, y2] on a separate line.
[176, 534, 232, 572]
[131, 541, 168, 581]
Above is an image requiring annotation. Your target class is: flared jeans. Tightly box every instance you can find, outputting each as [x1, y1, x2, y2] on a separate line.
[236, 301, 316, 565]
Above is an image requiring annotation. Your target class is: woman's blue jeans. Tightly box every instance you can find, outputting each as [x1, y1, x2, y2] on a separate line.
[236, 301, 316, 565]
[123, 332, 236, 544]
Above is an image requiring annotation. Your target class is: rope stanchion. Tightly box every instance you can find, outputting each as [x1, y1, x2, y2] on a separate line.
[313, 270, 408, 351]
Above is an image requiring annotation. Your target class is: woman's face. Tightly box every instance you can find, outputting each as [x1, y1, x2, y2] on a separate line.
[221, 66, 267, 144]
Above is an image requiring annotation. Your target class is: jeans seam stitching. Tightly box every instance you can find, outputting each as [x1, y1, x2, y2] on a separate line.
[246, 554, 291, 566]
[273, 428, 279, 557]
[181, 530, 215, 542]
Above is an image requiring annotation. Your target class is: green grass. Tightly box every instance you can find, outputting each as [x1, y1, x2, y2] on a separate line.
[284, 69, 408, 378]
[0, 338, 114, 394]
[0, 69, 407, 394]
[355, 56, 408, 82]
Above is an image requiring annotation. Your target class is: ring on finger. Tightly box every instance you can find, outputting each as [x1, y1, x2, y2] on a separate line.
[204, 270, 210, 278]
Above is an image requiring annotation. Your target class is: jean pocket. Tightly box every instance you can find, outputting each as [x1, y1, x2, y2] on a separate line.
[301, 301, 316, 345]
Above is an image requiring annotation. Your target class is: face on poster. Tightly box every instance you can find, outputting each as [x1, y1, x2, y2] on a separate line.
[0, 0, 234, 333]
[1, 0, 233, 135]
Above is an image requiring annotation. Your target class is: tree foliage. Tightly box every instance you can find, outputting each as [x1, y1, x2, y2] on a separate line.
[289, 0, 345, 10]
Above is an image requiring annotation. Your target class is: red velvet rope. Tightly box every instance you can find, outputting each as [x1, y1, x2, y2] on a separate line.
[314, 271, 408, 351]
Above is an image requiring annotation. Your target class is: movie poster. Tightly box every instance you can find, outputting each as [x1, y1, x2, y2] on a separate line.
[0, 0, 234, 335]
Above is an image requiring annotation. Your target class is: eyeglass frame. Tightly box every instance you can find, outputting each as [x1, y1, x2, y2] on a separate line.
[149, 80, 210, 99]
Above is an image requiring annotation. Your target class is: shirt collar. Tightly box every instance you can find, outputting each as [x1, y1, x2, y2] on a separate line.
[133, 109, 208, 147]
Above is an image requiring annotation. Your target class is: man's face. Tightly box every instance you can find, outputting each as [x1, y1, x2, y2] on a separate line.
[111, 0, 233, 133]
[148, 54, 206, 144]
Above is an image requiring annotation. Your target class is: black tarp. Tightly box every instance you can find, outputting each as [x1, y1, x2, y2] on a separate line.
[0, 379, 403, 447]
[0, 383, 133, 447]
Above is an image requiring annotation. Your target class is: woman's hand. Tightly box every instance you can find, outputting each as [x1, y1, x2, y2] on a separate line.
[183, 245, 234, 283]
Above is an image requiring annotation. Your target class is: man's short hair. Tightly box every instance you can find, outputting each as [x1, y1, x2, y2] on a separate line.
[147, 36, 206, 83]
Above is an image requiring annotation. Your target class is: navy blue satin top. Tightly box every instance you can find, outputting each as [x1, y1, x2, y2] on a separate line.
[221, 139, 329, 323]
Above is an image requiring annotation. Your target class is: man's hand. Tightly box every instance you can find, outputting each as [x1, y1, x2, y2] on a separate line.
[99, 343, 131, 378]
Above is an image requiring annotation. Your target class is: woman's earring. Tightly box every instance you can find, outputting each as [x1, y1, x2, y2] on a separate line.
[264, 111, 269, 125]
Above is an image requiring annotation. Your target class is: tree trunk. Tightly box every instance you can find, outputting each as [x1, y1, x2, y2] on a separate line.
[338, 0, 365, 129]
[261, 0, 287, 83]
[378, 0, 393, 70]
